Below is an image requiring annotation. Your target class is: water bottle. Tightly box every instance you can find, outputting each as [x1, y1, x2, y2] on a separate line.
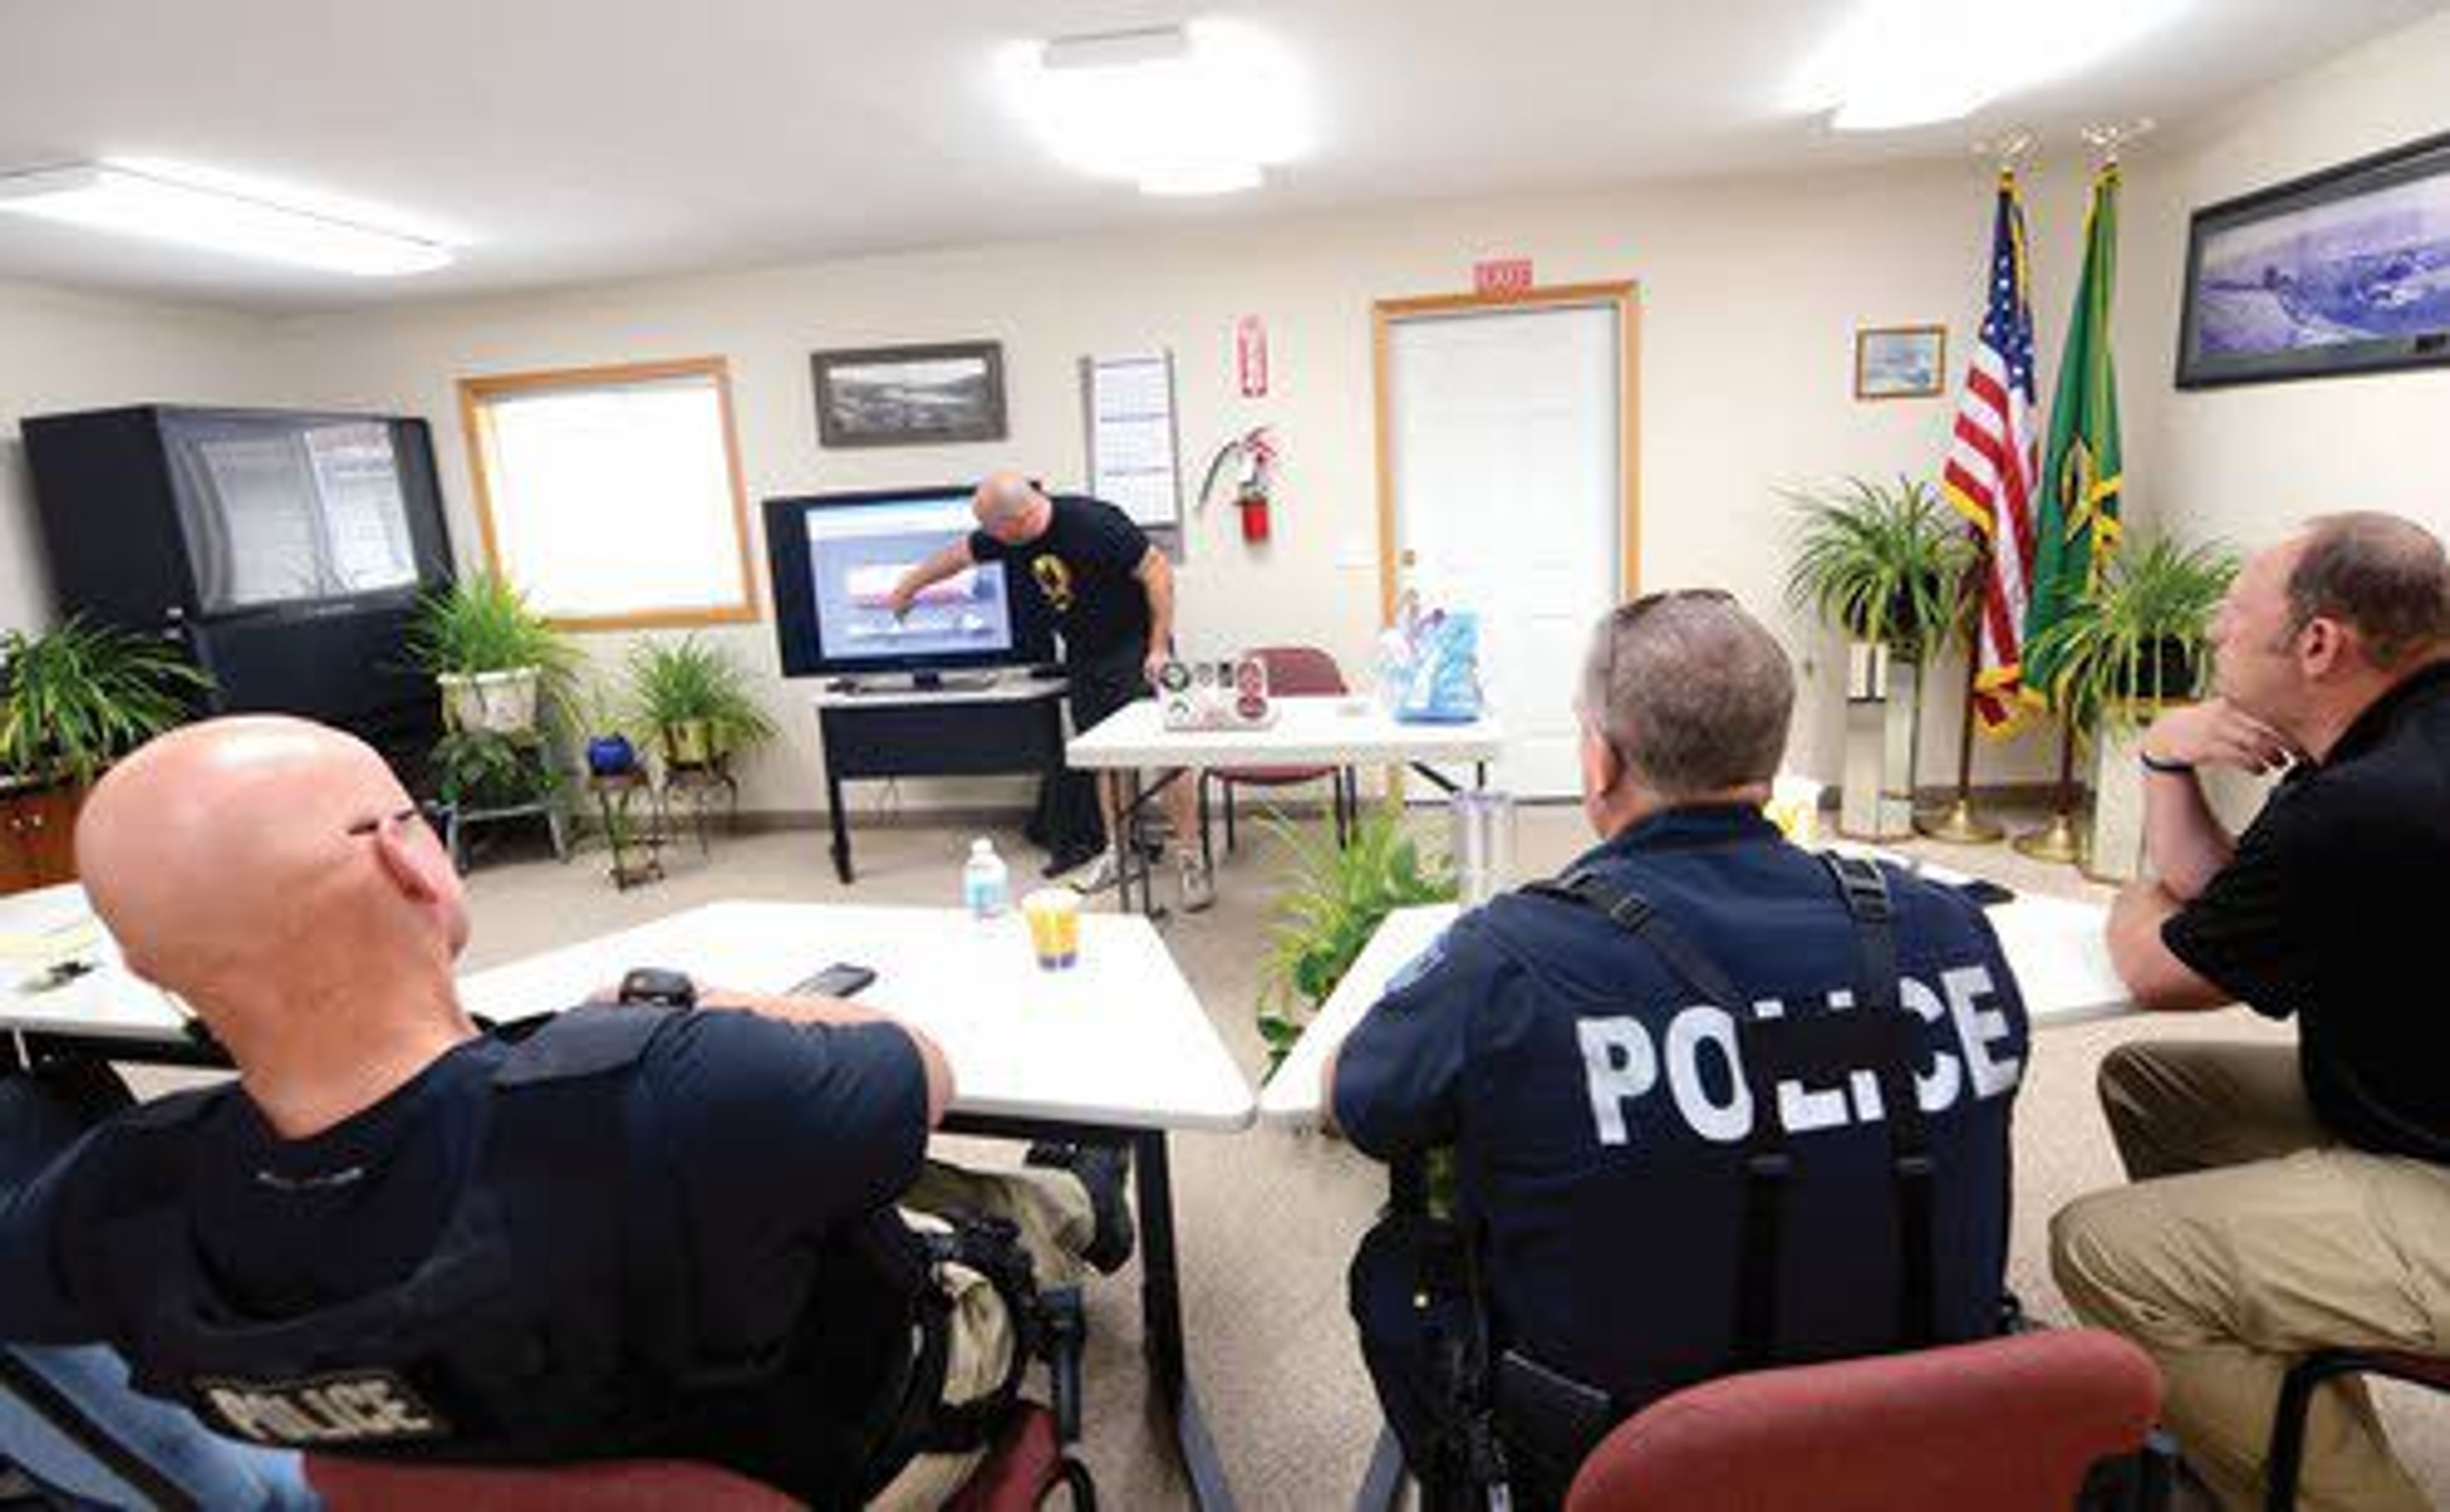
[962, 837, 1009, 918]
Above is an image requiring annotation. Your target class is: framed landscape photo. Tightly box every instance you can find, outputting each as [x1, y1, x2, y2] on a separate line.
[1854, 325, 1946, 399]
[2178, 129, 2450, 389]
[812, 341, 1007, 448]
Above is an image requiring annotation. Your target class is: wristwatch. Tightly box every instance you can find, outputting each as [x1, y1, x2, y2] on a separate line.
[616, 968, 698, 1008]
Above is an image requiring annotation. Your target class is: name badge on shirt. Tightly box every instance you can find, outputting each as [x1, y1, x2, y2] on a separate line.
[194, 1368, 449, 1445]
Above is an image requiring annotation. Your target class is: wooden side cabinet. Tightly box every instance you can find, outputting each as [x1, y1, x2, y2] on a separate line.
[0, 782, 84, 898]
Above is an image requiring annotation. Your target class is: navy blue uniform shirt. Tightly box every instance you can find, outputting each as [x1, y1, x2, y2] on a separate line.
[0, 1009, 928, 1355]
[1334, 805, 2029, 1410]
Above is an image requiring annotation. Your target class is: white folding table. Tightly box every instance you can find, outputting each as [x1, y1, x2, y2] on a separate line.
[1065, 695, 1506, 914]
[0, 891, 1255, 1511]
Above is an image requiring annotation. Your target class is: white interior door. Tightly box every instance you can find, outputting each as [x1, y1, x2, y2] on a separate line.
[1387, 301, 1622, 797]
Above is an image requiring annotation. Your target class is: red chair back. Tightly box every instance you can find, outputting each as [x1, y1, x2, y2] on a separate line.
[1564, 1330, 2161, 1512]
[304, 1455, 797, 1510]
[1244, 645, 1348, 697]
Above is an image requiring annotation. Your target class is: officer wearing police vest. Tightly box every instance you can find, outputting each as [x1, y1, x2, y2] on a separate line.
[1326, 591, 2030, 1504]
[0, 716, 1131, 1508]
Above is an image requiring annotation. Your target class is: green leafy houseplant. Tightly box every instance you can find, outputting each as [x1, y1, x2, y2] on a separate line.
[1256, 803, 1458, 1075]
[0, 619, 213, 787]
[627, 637, 776, 766]
[1783, 476, 1977, 662]
[408, 572, 570, 677]
[408, 573, 574, 734]
[2026, 535, 2239, 736]
[431, 728, 561, 811]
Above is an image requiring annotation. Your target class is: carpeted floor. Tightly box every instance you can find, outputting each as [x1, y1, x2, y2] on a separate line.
[135, 801, 2450, 1509]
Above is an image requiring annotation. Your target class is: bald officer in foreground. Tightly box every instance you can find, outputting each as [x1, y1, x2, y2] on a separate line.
[0, 716, 1125, 1506]
[1328, 591, 2030, 1504]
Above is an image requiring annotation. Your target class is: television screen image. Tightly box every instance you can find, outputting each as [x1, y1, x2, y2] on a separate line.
[765, 487, 1051, 678]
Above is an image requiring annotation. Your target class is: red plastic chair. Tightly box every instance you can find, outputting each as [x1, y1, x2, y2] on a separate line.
[1563, 1330, 2162, 1512]
[1203, 645, 1352, 854]
[305, 1402, 1094, 1512]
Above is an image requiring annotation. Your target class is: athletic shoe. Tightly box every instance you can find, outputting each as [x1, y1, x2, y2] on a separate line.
[1062, 851, 1120, 893]
[1176, 852, 1215, 913]
[1025, 1141, 1136, 1275]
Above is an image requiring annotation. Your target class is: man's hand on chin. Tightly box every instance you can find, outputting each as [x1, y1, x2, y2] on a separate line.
[2143, 699, 2299, 775]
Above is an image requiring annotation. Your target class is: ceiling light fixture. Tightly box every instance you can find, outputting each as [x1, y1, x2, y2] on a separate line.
[1795, 0, 2192, 132]
[0, 161, 454, 276]
[997, 19, 1310, 196]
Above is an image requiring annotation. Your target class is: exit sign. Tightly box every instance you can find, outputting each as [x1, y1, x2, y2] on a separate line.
[1474, 257, 1534, 295]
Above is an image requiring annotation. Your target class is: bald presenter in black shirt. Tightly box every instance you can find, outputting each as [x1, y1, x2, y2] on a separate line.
[889, 473, 1212, 912]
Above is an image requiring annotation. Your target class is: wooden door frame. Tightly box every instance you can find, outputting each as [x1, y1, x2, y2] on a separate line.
[1370, 281, 1642, 624]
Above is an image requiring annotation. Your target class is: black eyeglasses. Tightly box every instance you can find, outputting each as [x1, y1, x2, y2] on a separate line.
[345, 802, 446, 840]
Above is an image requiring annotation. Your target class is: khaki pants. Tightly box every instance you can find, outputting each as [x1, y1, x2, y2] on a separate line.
[868, 1160, 1097, 1511]
[2051, 1041, 2450, 1512]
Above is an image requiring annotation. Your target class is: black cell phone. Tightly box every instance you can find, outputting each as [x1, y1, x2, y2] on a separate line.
[790, 962, 877, 998]
[1957, 878, 2017, 908]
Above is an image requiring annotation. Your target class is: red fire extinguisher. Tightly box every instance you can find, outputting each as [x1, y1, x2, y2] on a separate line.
[1198, 426, 1278, 545]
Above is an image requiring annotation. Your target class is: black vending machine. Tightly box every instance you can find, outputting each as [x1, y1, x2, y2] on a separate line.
[22, 404, 456, 774]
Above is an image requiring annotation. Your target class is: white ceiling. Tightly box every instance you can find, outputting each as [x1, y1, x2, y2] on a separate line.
[0, 0, 2439, 314]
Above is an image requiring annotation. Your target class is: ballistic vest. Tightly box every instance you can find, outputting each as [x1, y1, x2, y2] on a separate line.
[79, 1009, 936, 1506]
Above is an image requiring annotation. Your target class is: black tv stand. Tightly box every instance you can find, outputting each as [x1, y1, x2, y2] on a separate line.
[812, 676, 1069, 882]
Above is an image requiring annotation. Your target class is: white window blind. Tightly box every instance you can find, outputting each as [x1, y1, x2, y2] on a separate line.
[463, 360, 755, 626]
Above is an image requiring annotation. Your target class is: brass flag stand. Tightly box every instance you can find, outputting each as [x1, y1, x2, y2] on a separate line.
[2013, 723, 2086, 863]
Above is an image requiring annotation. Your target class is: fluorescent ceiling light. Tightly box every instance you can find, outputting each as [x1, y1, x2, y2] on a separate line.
[1795, 0, 2190, 131]
[0, 161, 454, 276]
[998, 19, 1310, 196]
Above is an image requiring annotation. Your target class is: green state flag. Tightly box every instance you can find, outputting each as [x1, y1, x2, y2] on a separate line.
[2023, 161, 2124, 700]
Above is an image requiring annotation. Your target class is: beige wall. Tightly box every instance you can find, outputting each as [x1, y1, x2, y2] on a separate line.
[0, 280, 279, 632]
[2130, 8, 2450, 554]
[8, 8, 2442, 819]
[260, 152, 2146, 813]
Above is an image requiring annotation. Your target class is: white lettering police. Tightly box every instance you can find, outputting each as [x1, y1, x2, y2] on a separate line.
[1577, 964, 2022, 1147]
[200, 1370, 445, 1444]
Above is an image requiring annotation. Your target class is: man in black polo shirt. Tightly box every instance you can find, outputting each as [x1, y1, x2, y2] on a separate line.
[889, 474, 1210, 909]
[2053, 512, 2450, 1512]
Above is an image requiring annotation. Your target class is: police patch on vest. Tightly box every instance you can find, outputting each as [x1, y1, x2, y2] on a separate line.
[195, 1368, 449, 1445]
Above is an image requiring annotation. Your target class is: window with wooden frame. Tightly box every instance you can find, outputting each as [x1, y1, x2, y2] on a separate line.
[458, 357, 759, 628]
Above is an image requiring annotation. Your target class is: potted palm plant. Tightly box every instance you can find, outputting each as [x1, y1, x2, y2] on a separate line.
[408, 573, 572, 736]
[1784, 477, 1974, 840]
[627, 637, 776, 769]
[2024, 535, 2238, 882]
[0, 619, 212, 887]
[0, 619, 212, 788]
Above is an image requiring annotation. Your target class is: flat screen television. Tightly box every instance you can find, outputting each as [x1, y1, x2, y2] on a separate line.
[765, 486, 1053, 680]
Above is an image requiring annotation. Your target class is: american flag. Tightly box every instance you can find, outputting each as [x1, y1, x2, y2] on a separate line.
[1941, 170, 2041, 732]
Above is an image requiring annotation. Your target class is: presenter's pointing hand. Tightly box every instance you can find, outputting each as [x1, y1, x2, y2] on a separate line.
[2142, 698, 2298, 775]
[1144, 649, 1169, 689]
[886, 580, 917, 620]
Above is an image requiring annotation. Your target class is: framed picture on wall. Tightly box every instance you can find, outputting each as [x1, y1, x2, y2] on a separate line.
[1854, 325, 1947, 399]
[811, 341, 1007, 448]
[2178, 128, 2450, 389]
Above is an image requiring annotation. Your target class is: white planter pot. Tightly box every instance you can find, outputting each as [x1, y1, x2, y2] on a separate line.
[438, 668, 542, 734]
[1839, 643, 1920, 841]
[2084, 704, 2174, 884]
